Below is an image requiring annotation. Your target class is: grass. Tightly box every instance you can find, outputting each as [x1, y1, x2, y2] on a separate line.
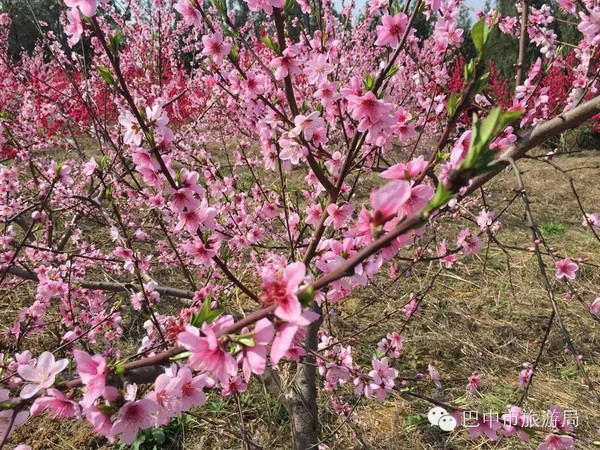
[539, 221, 566, 235]
[5, 148, 600, 449]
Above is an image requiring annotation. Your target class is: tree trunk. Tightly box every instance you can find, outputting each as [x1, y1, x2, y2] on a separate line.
[287, 313, 322, 449]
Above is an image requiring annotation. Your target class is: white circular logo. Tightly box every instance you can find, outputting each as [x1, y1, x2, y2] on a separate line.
[438, 414, 457, 431]
[427, 407, 457, 431]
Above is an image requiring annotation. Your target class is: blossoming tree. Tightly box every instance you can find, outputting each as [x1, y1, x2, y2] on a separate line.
[0, 0, 599, 447]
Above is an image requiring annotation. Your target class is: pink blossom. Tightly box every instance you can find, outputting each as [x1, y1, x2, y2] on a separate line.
[178, 324, 238, 383]
[428, 364, 442, 389]
[202, 31, 231, 65]
[31, 388, 80, 419]
[0, 390, 29, 440]
[501, 405, 532, 440]
[582, 213, 600, 231]
[457, 228, 483, 256]
[366, 357, 398, 401]
[240, 318, 274, 381]
[538, 434, 574, 450]
[240, 71, 266, 98]
[261, 261, 306, 322]
[111, 399, 159, 444]
[466, 371, 483, 392]
[554, 258, 578, 280]
[402, 297, 421, 318]
[399, 184, 434, 217]
[168, 187, 198, 213]
[174, 0, 201, 27]
[380, 156, 426, 180]
[324, 202, 354, 228]
[64, 0, 96, 17]
[118, 111, 143, 146]
[271, 46, 302, 80]
[578, 8, 600, 46]
[183, 237, 218, 266]
[305, 203, 323, 226]
[466, 416, 502, 440]
[221, 376, 247, 396]
[271, 322, 299, 365]
[303, 54, 334, 85]
[146, 104, 173, 145]
[65, 8, 83, 47]
[178, 367, 209, 411]
[279, 137, 307, 165]
[518, 367, 533, 388]
[146, 370, 183, 425]
[84, 405, 115, 441]
[18, 351, 68, 399]
[244, 0, 283, 14]
[73, 349, 107, 407]
[375, 13, 408, 48]
[314, 82, 341, 109]
[369, 181, 411, 226]
[438, 240, 458, 268]
[476, 209, 495, 231]
[548, 405, 574, 432]
[590, 297, 600, 316]
[288, 111, 325, 141]
[347, 91, 388, 124]
[271, 311, 319, 365]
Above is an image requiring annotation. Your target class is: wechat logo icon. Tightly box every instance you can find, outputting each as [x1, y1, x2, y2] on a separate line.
[427, 407, 457, 432]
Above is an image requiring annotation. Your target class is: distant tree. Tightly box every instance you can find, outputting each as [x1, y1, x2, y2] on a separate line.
[1, 0, 63, 59]
[457, 4, 475, 60]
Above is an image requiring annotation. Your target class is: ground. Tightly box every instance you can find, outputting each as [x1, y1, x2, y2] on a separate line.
[4, 148, 600, 449]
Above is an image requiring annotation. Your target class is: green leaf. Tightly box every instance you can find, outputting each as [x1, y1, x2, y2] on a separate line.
[221, 26, 236, 38]
[464, 59, 476, 82]
[190, 296, 223, 327]
[114, 362, 125, 377]
[521, 427, 537, 438]
[426, 183, 453, 213]
[447, 92, 460, 119]
[236, 333, 256, 347]
[98, 155, 108, 170]
[230, 44, 239, 63]
[212, 0, 227, 16]
[404, 413, 428, 428]
[471, 18, 485, 56]
[301, 100, 310, 114]
[478, 107, 503, 145]
[170, 351, 191, 361]
[55, 161, 64, 176]
[298, 285, 314, 307]
[97, 66, 116, 86]
[471, 18, 491, 57]
[386, 65, 400, 80]
[97, 404, 118, 415]
[363, 71, 376, 91]
[498, 109, 523, 130]
[473, 71, 490, 94]
[108, 32, 122, 56]
[261, 37, 280, 54]
[151, 428, 166, 444]
[461, 108, 522, 174]
[436, 151, 450, 162]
